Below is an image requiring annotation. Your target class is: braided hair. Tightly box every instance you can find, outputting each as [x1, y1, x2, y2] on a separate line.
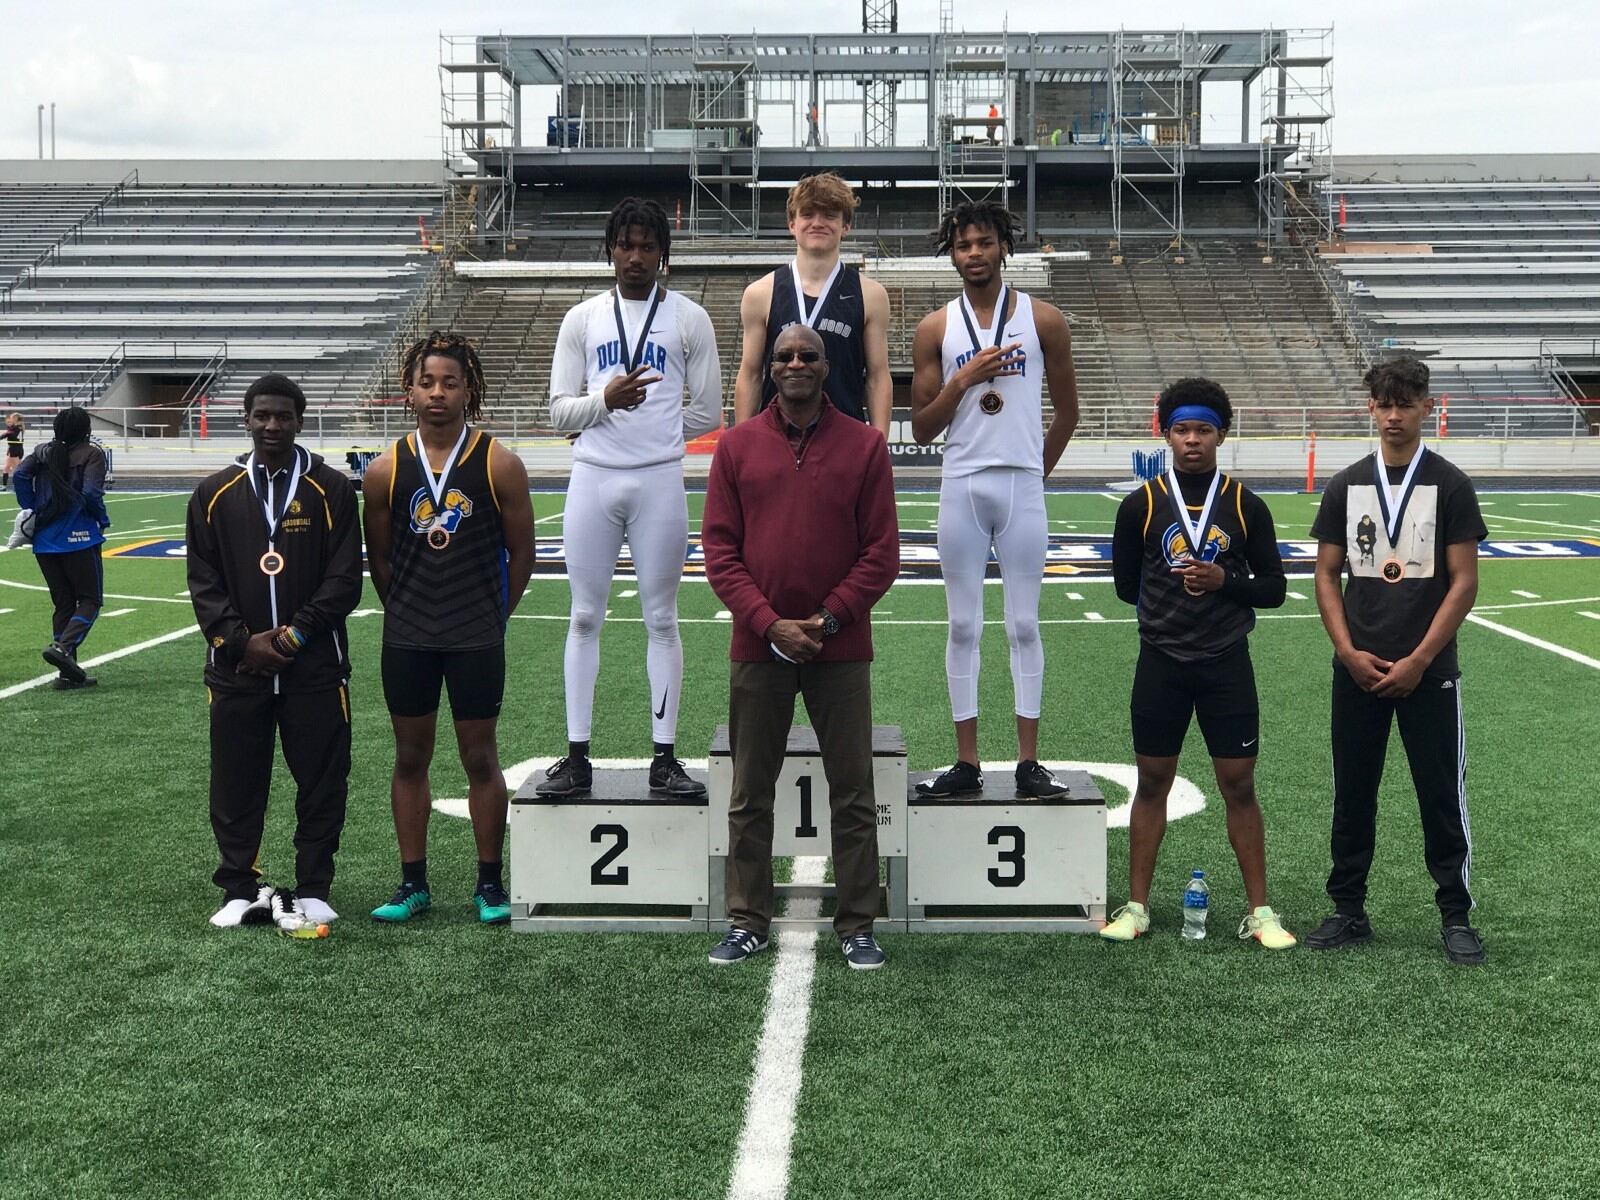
[604, 197, 672, 268]
[400, 331, 487, 423]
[933, 202, 1019, 259]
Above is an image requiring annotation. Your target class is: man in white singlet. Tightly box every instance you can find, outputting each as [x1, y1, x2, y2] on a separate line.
[910, 202, 1080, 798]
[538, 198, 724, 798]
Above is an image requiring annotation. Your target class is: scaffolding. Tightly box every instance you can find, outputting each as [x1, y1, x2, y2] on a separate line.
[689, 34, 761, 237]
[439, 34, 516, 253]
[937, 22, 1012, 217]
[862, 0, 900, 148]
[1257, 27, 1335, 253]
[1110, 29, 1196, 250]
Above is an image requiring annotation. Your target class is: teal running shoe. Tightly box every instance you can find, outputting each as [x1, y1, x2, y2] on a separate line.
[371, 882, 431, 923]
[474, 882, 512, 925]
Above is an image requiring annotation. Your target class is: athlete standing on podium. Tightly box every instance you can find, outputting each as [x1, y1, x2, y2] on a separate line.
[733, 172, 893, 436]
[363, 334, 535, 926]
[537, 198, 724, 799]
[910, 202, 1079, 799]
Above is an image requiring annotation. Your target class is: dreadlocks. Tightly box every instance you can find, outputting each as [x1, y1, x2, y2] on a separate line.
[933, 202, 1019, 259]
[604, 197, 672, 268]
[400, 331, 487, 423]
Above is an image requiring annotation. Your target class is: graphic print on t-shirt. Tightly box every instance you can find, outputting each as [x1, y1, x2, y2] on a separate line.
[1345, 484, 1437, 580]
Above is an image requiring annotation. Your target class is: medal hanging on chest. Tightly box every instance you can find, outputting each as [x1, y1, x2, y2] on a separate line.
[1372, 445, 1426, 585]
[246, 446, 304, 577]
[958, 286, 1012, 416]
[790, 259, 843, 330]
[417, 424, 469, 551]
[612, 284, 666, 381]
[1164, 466, 1222, 594]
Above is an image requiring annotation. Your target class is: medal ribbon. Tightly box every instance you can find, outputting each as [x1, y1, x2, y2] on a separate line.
[1372, 444, 1426, 546]
[958, 285, 1012, 358]
[417, 423, 470, 519]
[790, 259, 843, 328]
[611, 285, 665, 373]
[245, 444, 305, 553]
[1164, 466, 1222, 563]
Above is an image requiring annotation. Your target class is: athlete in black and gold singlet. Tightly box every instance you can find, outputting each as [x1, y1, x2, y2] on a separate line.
[363, 332, 535, 927]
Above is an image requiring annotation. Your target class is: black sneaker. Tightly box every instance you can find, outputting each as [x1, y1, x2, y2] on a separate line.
[914, 761, 984, 798]
[1304, 912, 1374, 950]
[43, 641, 86, 684]
[535, 755, 592, 796]
[270, 888, 302, 930]
[1015, 760, 1069, 798]
[1441, 924, 1486, 966]
[708, 927, 769, 965]
[52, 674, 98, 690]
[840, 932, 887, 971]
[649, 755, 708, 799]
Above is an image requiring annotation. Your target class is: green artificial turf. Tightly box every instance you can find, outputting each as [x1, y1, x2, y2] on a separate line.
[1, 488, 1597, 1199]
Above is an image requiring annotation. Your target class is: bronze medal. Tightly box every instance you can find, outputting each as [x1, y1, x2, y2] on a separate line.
[979, 390, 1004, 415]
[1381, 557, 1404, 584]
[426, 526, 451, 551]
[259, 550, 285, 576]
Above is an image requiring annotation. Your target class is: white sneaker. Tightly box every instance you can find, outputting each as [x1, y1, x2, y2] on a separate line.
[210, 883, 275, 928]
[299, 897, 338, 924]
[271, 889, 303, 931]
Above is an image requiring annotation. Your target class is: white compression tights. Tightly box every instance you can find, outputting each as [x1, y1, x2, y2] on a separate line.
[561, 460, 689, 744]
[936, 467, 1047, 723]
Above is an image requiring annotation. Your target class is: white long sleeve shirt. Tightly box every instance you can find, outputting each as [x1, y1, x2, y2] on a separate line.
[548, 287, 724, 469]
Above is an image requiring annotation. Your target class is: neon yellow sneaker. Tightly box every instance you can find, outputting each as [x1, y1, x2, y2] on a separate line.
[1100, 901, 1150, 942]
[1239, 905, 1297, 950]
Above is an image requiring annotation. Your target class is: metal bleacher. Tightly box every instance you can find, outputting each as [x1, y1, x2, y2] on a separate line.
[431, 235, 1366, 437]
[1320, 181, 1600, 431]
[0, 181, 442, 419]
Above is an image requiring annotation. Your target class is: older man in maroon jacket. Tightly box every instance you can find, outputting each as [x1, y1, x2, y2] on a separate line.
[702, 324, 900, 969]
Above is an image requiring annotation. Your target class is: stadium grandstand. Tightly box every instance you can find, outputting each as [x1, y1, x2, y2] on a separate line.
[1, 27, 1595, 476]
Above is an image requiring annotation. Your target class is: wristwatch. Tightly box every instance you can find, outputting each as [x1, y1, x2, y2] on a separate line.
[816, 607, 840, 637]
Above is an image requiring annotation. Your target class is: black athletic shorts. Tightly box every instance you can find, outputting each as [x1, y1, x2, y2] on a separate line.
[381, 642, 505, 721]
[1130, 640, 1260, 759]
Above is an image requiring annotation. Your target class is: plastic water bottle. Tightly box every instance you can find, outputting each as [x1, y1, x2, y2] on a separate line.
[1181, 870, 1210, 940]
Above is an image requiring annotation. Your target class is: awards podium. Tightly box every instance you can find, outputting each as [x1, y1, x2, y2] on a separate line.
[508, 730, 1106, 934]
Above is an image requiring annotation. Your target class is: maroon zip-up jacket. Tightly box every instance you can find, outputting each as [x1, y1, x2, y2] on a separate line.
[702, 400, 899, 662]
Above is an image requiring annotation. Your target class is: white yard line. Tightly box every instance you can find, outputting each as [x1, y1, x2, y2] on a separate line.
[0, 625, 198, 700]
[1510, 590, 1541, 599]
[1578, 612, 1600, 622]
[0, 578, 192, 605]
[1466, 614, 1600, 671]
[725, 854, 826, 1200]
[1475, 595, 1600, 613]
[101, 608, 136, 618]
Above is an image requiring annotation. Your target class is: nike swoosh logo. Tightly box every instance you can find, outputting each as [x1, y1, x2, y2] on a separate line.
[654, 689, 669, 720]
[1242, 738, 1258, 748]
[1006, 330, 1022, 338]
[836, 293, 856, 299]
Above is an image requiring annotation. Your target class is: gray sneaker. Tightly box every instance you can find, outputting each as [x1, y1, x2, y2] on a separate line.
[708, 927, 769, 965]
[840, 932, 886, 971]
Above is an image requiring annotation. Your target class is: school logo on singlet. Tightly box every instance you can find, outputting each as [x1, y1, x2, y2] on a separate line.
[1161, 522, 1231, 567]
[409, 486, 474, 536]
[778, 316, 855, 339]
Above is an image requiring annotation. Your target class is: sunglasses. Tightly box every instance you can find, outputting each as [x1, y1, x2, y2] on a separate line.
[770, 350, 822, 366]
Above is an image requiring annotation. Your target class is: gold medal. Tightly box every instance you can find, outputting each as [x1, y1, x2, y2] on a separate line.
[979, 390, 1004, 415]
[426, 526, 451, 551]
[259, 550, 285, 576]
[1381, 557, 1404, 584]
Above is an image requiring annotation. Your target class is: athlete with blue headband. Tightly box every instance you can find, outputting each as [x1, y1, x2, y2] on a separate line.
[1104, 378, 1296, 948]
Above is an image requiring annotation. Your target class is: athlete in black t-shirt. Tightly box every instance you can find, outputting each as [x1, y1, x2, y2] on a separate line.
[363, 333, 535, 926]
[1104, 379, 1295, 949]
[3, 412, 22, 488]
[1307, 355, 1488, 965]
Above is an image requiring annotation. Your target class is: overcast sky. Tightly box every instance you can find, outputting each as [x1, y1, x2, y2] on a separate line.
[1, 0, 1592, 161]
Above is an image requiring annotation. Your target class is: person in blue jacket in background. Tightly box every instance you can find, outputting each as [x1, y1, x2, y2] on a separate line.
[13, 406, 110, 689]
